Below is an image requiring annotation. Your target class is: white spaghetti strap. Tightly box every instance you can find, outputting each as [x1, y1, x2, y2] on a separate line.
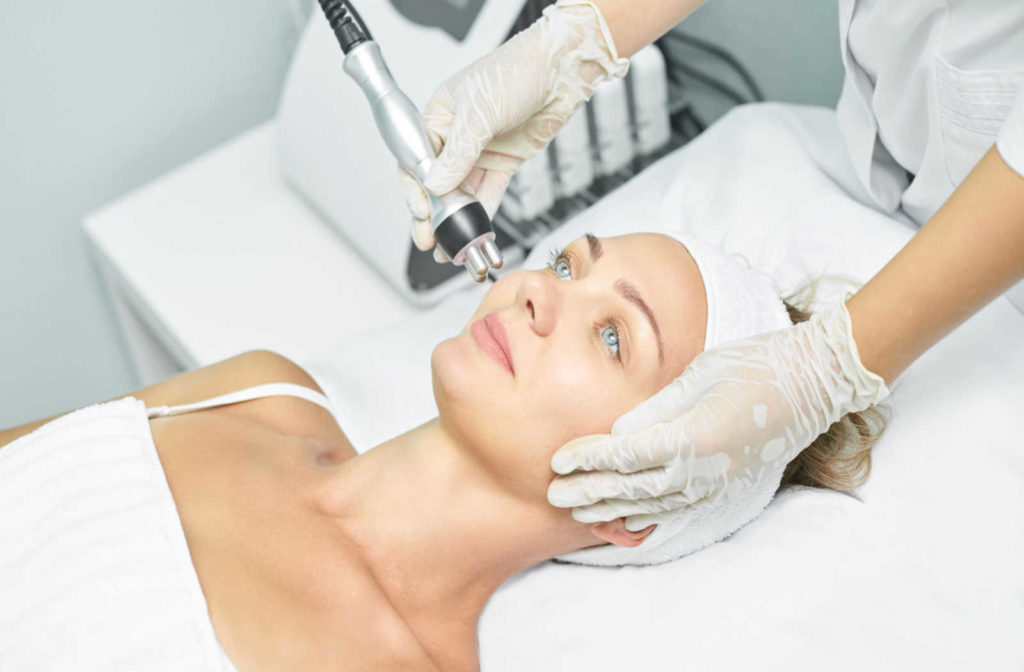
[146, 383, 335, 420]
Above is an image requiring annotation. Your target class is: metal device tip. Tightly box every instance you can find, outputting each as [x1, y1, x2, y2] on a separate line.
[481, 239, 503, 268]
[465, 245, 489, 278]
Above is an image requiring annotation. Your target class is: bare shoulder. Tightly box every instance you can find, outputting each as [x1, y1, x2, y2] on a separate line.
[145, 350, 356, 455]
[1, 350, 350, 453]
[130, 349, 322, 408]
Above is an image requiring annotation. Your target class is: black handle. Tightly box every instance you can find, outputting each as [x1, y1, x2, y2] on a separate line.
[316, 0, 371, 54]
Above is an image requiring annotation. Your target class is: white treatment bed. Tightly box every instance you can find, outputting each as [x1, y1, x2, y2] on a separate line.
[303, 102, 1024, 671]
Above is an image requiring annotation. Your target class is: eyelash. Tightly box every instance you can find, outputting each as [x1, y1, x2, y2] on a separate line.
[546, 247, 624, 365]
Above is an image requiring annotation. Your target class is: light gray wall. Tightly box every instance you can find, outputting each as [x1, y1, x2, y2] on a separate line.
[671, 0, 844, 123]
[0, 0, 843, 429]
[0, 1, 311, 427]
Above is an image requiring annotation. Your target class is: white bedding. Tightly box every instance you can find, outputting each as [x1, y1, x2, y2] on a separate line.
[304, 103, 1024, 670]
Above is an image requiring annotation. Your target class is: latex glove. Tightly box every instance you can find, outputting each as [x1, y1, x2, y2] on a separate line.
[546, 304, 889, 530]
[400, 0, 628, 258]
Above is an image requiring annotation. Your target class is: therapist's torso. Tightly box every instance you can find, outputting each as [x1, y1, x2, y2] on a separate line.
[836, 0, 1024, 225]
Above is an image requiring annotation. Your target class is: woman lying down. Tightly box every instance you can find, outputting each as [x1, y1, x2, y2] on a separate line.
[0, 230, 885, 671]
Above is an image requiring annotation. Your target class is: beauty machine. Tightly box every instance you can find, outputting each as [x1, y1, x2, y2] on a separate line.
[279, 1, 675, 305]
[314, 0, 502, 282]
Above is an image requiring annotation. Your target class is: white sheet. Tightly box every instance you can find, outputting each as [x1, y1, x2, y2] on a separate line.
[303, 102, 1024, 670]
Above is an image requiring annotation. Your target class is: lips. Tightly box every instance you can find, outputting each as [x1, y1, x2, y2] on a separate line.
[471, 313, 514, 375]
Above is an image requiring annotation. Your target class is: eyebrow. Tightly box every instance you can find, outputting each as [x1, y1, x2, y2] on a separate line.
[586, 233, 603, 262]
[580, 234, 664, 366]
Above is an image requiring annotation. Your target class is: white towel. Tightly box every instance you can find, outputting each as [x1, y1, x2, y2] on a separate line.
[0, 398, 236, 671]
[555, 228, 794, 566]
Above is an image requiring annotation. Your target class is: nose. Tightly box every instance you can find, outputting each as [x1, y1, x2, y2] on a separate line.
[515, 272, 560, 337]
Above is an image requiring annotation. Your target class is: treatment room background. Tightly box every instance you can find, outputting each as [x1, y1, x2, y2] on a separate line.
[0, 0, 841, 428]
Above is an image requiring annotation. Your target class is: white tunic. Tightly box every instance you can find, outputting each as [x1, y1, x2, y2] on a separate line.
[836, 0, 1024, 225]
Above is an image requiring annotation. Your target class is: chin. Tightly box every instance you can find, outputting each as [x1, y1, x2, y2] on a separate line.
[431, 322, 518, 406]
[431, 335, 494, 441]
[431, 335, 547, 495]
[432, 332, 477, 399]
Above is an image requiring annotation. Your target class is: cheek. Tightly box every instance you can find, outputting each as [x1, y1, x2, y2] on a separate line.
[521, 352, 640, 447]
[511, 361, 645, 494]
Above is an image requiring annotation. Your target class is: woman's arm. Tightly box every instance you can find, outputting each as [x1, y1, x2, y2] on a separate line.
[0, 350, 324, 449]
[592, 0, 706, 57]
[847, 145, 1024, 383]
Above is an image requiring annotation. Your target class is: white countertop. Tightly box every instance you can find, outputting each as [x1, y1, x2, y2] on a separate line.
[84, 121, 420, 374]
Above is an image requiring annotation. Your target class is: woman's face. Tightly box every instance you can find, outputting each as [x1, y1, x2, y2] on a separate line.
[431, 233, 707, 501]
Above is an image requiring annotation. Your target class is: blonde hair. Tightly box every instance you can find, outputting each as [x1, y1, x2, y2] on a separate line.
[777, 283, 889, 493]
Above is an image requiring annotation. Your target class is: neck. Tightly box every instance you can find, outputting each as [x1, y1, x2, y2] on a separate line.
[314, 419, 589, 669]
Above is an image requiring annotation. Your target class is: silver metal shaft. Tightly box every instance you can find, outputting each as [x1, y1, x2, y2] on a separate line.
[342, 41, 503, 281]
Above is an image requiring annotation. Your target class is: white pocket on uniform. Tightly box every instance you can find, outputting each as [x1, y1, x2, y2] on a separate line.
[935, 55, 1024, 185]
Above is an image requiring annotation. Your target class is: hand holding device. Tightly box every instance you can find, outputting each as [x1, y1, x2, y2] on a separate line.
[400, 0, 629, 257]
[318, 0, 504, 281]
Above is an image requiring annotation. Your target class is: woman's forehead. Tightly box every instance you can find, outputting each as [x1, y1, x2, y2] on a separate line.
[582, 233, 707, 373]
[572, 232, 694, 283]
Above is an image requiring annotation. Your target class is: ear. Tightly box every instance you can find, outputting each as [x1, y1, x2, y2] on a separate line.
[589, 519, 656, 547]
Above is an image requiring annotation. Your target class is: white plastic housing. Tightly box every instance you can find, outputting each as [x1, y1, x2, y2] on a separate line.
[629, 44, 672, 155]
[503, 149, 555, 221]
[590, 77, 634, 176]
[552, 108, 594, 198]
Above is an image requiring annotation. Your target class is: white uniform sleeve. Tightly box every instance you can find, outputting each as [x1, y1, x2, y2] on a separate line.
[996, 87, 1024, 179]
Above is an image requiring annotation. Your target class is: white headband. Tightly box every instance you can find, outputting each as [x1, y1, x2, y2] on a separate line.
[556, 230, 792, 567]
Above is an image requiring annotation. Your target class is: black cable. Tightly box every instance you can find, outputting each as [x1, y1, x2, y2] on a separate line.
[662, 46, 750, 106]
[670, 112, 690, 140]
[684, 107, 706, 134]
[342, 0, 373, 42]
[670, 106, 703, 140]
[316, 0, 373, 53]
[671, 31, 764, 101]
[660, 31, 765, 102]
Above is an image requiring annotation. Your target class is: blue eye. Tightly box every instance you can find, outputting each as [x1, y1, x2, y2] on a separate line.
[552, 259, 571, 279]
[547, 247, 624, 365]
[600, 325, 619, 356]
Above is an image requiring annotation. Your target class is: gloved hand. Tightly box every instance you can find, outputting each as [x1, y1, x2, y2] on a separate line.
[400, 0, 629, 260]
[546, 304, 889, 530]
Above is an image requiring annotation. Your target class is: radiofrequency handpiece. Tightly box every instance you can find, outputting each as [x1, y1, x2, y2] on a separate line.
[316, 0, 503, 282]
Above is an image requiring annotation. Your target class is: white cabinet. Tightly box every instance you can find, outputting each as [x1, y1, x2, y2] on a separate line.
[84, 122, 418, 386]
